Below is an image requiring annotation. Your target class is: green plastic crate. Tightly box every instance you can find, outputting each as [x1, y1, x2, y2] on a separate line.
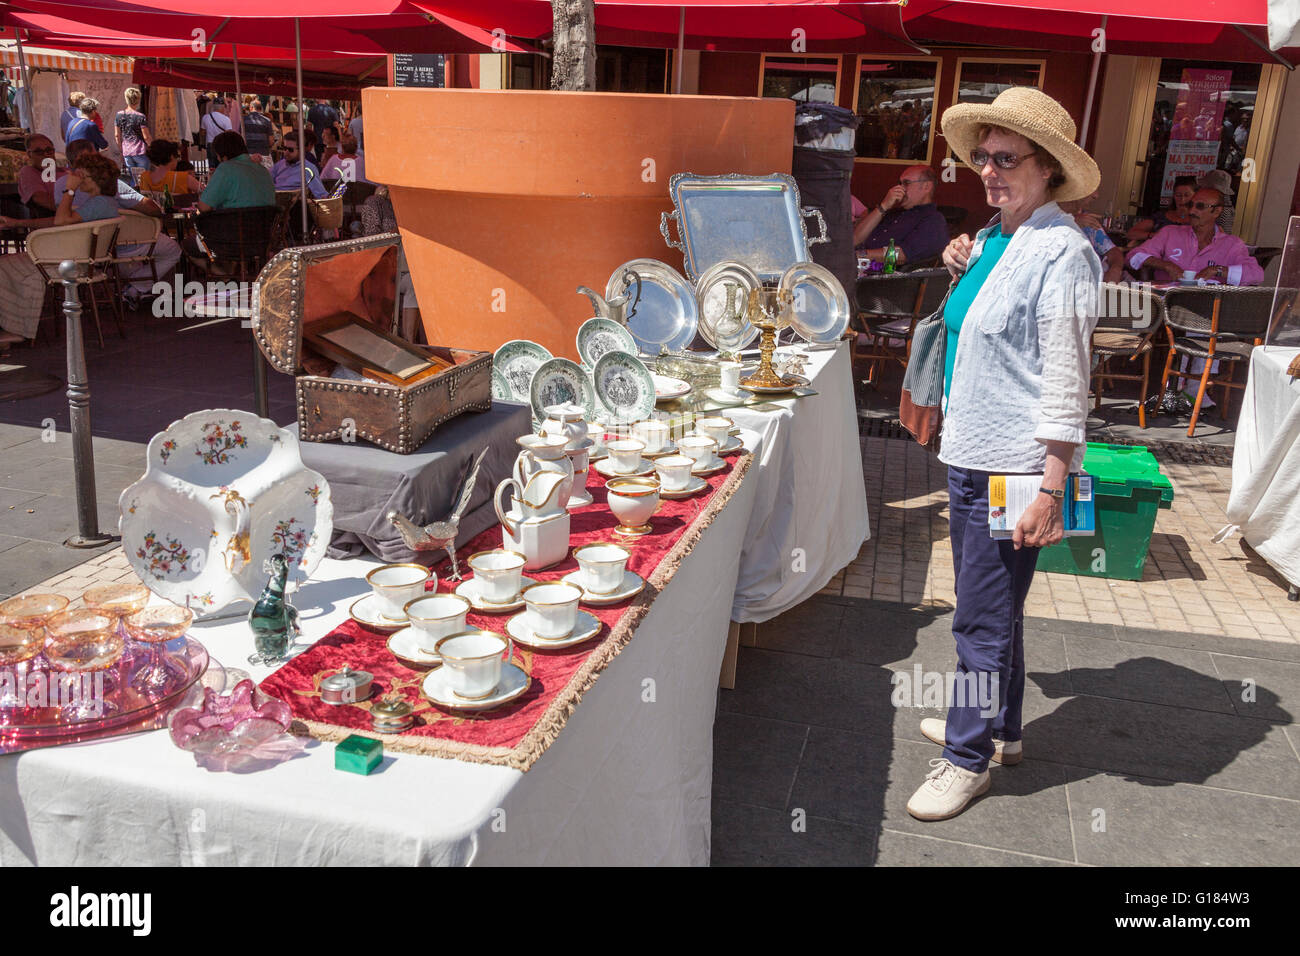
[1035, 443, 1174, 581]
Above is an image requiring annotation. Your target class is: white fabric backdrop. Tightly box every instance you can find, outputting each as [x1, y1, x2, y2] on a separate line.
[1224, 346, 1300, 588]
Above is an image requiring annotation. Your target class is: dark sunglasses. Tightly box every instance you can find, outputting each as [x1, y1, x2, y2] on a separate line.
[1190, 201, 1222, 211]
[969, 148, 1036, 170]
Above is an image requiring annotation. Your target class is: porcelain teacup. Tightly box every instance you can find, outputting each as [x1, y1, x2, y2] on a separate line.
[573, 543, 630, 595]
[655, 454, 694, 492]
[466, 549, 527, 604]
[521, 581, 582, 639]
[606, 438, 646, 474]
[695, 416, 733, 448]
[677, 435, 717, 467]
[435, 631, 512, 700]
[366, 563, 433, 621]
[404, 593, 470, 651]
[719, 362, 742, 393]
[633, 419, 669, 455]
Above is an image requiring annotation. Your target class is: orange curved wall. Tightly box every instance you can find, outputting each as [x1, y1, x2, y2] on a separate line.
[364, 89, 794, 360]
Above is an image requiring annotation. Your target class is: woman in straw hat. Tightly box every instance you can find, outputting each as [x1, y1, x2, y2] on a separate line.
[907, 87, 1102, 821]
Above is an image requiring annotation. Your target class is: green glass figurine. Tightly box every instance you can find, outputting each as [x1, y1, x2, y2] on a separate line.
[248, 553, 300, 665]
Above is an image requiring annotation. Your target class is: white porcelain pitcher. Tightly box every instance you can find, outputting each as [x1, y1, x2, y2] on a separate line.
[494, 471, 572, 570]
[512, 434, 574, 507]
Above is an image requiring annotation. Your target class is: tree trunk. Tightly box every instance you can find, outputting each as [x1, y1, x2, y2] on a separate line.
[551, 0, 597, 91]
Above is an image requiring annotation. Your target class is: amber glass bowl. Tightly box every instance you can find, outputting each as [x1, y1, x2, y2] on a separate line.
[43, 609, 125, 672]
[124, 605, 194, 644]
[0, 593, 71, 629]
[82, 582, 151, 620]
[0, 622, 44, 666]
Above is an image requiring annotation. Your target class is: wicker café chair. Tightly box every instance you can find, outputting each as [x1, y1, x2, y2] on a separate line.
[1154, 285, 1295, 437]
[853, 267, 951, 387]
[27, 216, 125, 348]
[110, 208, 163, 294]
[1090, 282, 1166, 429]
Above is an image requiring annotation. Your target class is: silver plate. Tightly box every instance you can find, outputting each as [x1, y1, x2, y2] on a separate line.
[609, 259, 699, 355]
[696, 260, 761, 352]
[661, 173, 828, 282]
[781, 262, 850, 344]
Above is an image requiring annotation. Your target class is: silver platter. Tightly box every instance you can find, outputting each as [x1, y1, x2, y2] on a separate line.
[609, 258, 699, 355]
[780, 262, 850, 344]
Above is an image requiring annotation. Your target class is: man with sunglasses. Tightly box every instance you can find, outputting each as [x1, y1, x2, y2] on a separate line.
[852, 164, 948, 268]
[16, 134, 64, 214]
[1126, 187, 1262, 286]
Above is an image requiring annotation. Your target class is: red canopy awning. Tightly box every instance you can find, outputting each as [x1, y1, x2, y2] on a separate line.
[903, 0, 1297, 65]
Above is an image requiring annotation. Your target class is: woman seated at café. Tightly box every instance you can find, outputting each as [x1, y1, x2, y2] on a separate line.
[138, 139, 204, 197]
[0, 153, 123, 344]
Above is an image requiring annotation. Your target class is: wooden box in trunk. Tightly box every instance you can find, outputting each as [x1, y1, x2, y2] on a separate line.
[251, 233, 491, 453]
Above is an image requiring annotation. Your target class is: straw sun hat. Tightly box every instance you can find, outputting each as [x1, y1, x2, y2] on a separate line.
[941, 86, 1100, 202]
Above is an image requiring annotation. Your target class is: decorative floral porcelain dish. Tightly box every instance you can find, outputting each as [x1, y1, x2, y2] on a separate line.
[119, 410, 333, 618]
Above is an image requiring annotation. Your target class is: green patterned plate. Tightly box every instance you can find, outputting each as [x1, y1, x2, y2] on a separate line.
[529, 357, 596, 422]
[592, 350, 655, 425]
[493, 339, 552, 403]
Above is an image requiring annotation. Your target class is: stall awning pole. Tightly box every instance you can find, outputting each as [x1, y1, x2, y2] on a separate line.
[232, 43, 243, 135]
[673, 7, 684, 95]
[1078, 15, 1108, 148]
[295, 17, 307, 237]
[13, 31, 34, 133]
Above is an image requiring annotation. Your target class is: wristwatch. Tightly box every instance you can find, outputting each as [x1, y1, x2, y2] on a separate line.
[1039, 486, 1065, 500]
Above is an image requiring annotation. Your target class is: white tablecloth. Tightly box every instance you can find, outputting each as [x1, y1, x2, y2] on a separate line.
[728, 342, 870, 622]
[1225, 346, 1300, 588]
[0, 341, 869, 865]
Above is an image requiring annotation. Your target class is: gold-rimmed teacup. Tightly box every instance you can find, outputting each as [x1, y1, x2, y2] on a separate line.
[404, 593, 471, 652]
[466, 549, 527, 605]
[435, 631, 512, 700]
[520, 581, 582, 639]
[366, 563, 434, 621]
[573, 543, 630, 595]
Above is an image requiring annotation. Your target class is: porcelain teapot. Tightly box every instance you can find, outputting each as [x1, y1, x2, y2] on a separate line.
[576, 268, 642, 327]
[495, 471, 571, 570]
[540, 402, 589, 450]
[512, 433, 575, 505]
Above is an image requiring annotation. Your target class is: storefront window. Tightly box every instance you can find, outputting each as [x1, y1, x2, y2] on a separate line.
[1139, 59, 1262, 212]
[853, 58, 940, 163]
[759, 55, 840, 104]
[952, 59, 1043, 105]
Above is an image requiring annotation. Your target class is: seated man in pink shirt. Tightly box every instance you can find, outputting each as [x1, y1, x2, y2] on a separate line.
[1126, 187, 1263, 286]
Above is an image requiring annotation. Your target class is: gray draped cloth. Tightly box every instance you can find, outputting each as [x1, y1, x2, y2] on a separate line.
[289, 401, 532, 564]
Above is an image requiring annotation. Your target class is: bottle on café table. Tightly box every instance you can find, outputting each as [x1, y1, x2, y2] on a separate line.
[163, 184, 175, 215]
[883, 239, 897, 275]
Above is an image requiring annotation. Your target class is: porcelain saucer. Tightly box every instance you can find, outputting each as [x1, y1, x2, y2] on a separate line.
[594, 456, 656, 478]
[506, 609, 602, 649]
[387, 626, 446, 668]
[703, 386, 747, 406]
[659, 475, 709, 500]
[454, 575, 536, 613]
[349, 594, 412, 633]
[691, 456, 727, 476]
[560, 568, 647, 605]
[423, 661, 531, 711]
[640, 440, 678, 459]
[691, 433, 742, 455]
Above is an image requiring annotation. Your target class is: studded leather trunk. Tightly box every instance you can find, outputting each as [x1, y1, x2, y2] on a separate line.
[251, 233, 491, 453]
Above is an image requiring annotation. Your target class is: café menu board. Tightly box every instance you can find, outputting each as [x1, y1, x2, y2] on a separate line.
[394, 54, 446, 88]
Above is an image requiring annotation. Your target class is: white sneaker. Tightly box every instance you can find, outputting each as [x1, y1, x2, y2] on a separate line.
[919, 717, 1023, 765]
[906, 758, 991, 821]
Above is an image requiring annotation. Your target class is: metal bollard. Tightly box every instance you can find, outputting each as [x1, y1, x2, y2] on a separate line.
[60, 260, 114, 549]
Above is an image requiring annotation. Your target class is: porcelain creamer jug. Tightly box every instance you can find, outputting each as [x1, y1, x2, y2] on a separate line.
[495, 471, 571, 570]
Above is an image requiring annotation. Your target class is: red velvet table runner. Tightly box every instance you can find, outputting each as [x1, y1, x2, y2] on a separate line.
[260, 451, 752, 770]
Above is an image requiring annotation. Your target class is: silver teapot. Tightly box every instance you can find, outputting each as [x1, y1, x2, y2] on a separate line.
[577, 268, 642, 327]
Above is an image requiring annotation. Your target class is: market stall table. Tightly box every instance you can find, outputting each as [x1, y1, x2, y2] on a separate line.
[1223, 345, 1300, 597]
[0, 339, 868, 864]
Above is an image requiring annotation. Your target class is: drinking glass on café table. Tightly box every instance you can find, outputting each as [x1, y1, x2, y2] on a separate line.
[43, 609, 126, 720]
[123, 604, 193, 694]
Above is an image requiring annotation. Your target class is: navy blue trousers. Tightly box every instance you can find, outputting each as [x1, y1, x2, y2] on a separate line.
[943, 466, 1040, 773]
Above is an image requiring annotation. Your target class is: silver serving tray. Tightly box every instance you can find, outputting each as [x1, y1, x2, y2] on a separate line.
[661, 173, 828, 282]
[608, 258, 699, 355]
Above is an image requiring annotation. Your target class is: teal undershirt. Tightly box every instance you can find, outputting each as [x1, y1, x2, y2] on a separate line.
[944, 226, 1012, 401]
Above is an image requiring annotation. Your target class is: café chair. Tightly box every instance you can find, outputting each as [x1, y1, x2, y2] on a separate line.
[27, 217, 125, 348]
[1249, 246, 1283, 272]
[852, 267, 951, 387]
[111, 209, 163, 298]
[1154, 285, 1293, 437]
[187, 205, 279, 283]
[936, 205, 967, 239]
[1089, 282, 1166, 429]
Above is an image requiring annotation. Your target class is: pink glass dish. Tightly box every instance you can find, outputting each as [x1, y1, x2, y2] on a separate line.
[0, 636, 209, 755]
[81, 583, 151, 620]
[169, 679, 296, 772]
[124, 604, 194, 693]
[0, 593, 70, 628]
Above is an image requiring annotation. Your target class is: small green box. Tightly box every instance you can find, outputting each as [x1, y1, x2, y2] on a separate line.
[335, 734, 383, 775]
[1035, 443, 1174, 582]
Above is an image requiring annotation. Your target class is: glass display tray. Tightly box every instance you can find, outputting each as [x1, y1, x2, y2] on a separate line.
[0, 636, 210, 755]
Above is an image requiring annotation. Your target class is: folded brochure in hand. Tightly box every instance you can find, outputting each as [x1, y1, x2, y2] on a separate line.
[988, 474, 1094, 538]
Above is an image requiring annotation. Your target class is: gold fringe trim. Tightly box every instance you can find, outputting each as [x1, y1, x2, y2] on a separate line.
[292, 453, 754, 771]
